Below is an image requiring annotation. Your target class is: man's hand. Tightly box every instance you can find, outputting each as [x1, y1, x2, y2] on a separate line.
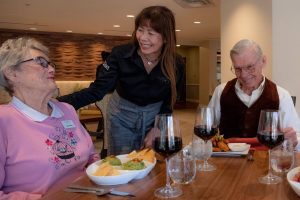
[283, 127, 298, 147]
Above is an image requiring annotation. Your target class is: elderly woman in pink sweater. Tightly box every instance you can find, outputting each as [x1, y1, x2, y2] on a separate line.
[0, 37, 99, 199]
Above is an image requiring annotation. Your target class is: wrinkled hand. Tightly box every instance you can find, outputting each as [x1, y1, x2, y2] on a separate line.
[141, 128, 159, 149]
[282, 127, 298, 147]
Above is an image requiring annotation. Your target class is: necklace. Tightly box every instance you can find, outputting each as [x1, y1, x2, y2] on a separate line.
[139, 51, 160, 66]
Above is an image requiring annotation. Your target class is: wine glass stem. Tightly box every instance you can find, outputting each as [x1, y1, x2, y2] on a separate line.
[165, 158, 172, 189]
[268, 149, 272, 176]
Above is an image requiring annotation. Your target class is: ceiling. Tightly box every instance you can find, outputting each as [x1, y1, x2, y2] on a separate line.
[0, 0, 220, 46]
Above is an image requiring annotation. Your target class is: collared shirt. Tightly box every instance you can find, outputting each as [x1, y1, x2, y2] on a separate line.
[208, 77, 300, 149]
[58, 43, 185, 113]
[11, 96, 63, 122]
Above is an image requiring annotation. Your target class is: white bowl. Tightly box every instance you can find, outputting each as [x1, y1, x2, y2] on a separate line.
[287, 166, 300, 196]
[86, 154, 156, 185]
[86, 160, 140, 185]
[228, 143, 248, 152]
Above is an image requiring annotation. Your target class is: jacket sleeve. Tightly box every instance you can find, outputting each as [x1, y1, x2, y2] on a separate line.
[57, 47, 120, 110]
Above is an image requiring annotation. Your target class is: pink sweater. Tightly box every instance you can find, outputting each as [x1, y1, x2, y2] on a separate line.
[0, 100, 99, 200]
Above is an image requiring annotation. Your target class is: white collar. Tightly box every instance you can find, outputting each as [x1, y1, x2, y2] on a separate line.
[235, 76, 265, 94]
[11, 96, 64, 122]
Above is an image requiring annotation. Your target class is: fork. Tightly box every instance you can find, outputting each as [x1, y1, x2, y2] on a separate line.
[66, 185, 135, 197]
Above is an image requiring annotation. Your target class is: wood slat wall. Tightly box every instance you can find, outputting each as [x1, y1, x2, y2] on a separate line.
[0, 29, 131, 80]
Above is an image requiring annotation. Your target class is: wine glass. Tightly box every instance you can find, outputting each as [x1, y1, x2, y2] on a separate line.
[193, 106, 217, 171]
[257, 109, 285, 184]
[153, 114, 183, 198]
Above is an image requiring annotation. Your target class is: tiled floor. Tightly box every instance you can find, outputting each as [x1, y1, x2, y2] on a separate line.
[86, 105, 197, 154]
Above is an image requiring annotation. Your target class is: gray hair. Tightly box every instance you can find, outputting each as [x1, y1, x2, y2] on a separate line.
[0, 37, 49, 94]
[230, 39, 263, 58]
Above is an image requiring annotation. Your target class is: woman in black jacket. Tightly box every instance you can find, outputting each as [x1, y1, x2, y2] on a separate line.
[58, 6, 185, 155]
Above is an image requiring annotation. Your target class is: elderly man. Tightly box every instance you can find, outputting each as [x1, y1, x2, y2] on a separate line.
[208, 39, 300, 148]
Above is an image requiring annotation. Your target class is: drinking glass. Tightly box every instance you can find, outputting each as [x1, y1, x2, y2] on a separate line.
[192, 136, 213, 171]
[153, 114, 183, 198]
[169, 149, 196, 185]
[271, 139, 295, 173]
[257, 109, 285, 184]
[193, 106, 217, 171]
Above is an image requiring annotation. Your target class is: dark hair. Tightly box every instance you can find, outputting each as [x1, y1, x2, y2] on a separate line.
[101, 51, 110, 62]
[132, 6, 177, 108]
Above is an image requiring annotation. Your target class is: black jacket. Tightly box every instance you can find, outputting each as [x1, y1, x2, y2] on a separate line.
[58, 43, 185, 113]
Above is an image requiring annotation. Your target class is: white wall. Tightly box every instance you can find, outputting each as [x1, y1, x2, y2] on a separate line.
[221, 0, 272, 83]
[272, 0, 300, 113]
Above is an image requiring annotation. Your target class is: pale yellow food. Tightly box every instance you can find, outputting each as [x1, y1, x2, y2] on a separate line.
[93, 162, 120, 176]
[127, 148, 155, 163]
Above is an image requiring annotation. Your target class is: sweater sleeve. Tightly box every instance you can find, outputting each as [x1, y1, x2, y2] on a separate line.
[0, 128, 42, 200]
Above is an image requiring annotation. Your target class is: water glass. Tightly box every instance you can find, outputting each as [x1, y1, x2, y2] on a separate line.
[192, 135, 214, 171]
[169, 150, 196, 185]
[271, 139, 295, 173]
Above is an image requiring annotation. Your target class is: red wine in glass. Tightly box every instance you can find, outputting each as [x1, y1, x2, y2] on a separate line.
[194, 125, 218, 141]
[257, 131, 284, 149]
[154, 136, 183, 158]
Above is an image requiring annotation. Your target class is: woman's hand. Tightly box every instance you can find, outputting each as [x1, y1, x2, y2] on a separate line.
[282, 127, 298, 147]
[142, 128, 159, 149]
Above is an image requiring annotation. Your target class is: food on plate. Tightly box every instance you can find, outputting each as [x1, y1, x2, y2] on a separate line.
[102, 155, 122, 166]
[292, 171, 300, 182]
[122, 158, 145, 170]
[93, 162, 121, 176]
[127, 148, 156, 163]
[211, 134, 230, 152]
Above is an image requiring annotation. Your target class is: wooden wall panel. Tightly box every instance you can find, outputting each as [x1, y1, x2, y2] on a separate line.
[0, 29, 131, 80]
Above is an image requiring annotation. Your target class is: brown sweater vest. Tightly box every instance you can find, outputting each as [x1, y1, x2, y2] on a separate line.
[220, 78, 279, 138]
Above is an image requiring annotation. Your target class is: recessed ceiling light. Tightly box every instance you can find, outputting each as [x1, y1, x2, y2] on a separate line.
[29, 27, 37, 30]
[176, 29, 181, 32]
[176, 44, 181, 47]
[193, 21, 201, 24]
[126, 15, 135, 18]
[66, 30, 72, 33]
[126, 34, 132, 37]
[97, 32, 103, 35]
[113, 25, 120, 28]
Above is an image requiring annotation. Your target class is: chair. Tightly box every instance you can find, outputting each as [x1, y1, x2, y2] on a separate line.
[79, 103, 106, 158]
[95, 93, 112, 157]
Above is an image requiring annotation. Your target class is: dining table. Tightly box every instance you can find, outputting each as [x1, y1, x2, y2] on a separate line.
[42, 150, 299, 200]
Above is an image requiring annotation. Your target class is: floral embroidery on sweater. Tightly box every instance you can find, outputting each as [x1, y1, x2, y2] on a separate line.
[46, 126, 81, 169]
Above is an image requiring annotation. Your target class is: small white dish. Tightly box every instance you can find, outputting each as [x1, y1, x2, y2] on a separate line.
[228, 143, 248, 152]
[287, 166, 300, 196]
[86, 154, 156, 185]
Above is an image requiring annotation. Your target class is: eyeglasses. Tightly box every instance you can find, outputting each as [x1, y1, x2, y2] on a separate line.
[16, 56, 56, 69]
[231, 57, 261, 75]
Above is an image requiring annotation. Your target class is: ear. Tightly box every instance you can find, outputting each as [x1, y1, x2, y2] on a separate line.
[2, 67, 17, 83]
[261, 55, 267, 66]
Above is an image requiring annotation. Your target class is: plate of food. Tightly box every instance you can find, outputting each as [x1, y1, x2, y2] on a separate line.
[211, 135, 250, 156]
[287, 166, 300, 196]
[86, 148, 156, 185]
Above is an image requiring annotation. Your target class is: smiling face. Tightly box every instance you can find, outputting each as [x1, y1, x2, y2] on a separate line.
[9, 49, 56, 97]
[231, 47, 265, 91]
[135, 22, 164, 58]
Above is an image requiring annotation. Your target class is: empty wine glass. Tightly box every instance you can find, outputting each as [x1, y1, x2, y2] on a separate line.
[193, 106, 217, 171]
[152, 114, 183, 198]
[257, 109, 285, 184]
